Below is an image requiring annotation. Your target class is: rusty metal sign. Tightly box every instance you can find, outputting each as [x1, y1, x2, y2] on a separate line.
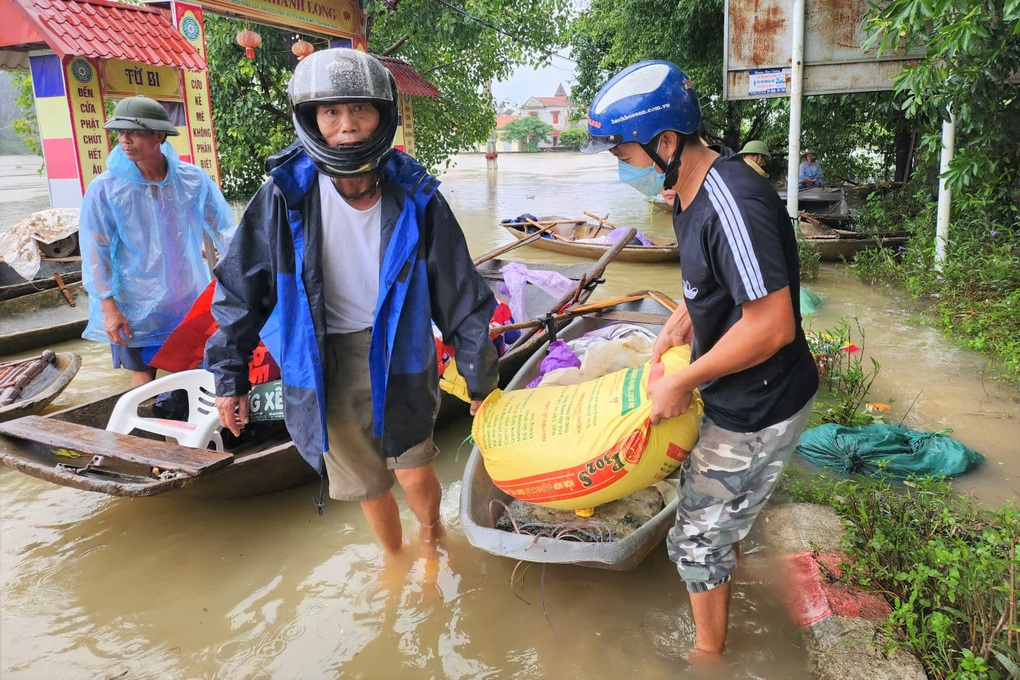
[724, 0, 923, 100]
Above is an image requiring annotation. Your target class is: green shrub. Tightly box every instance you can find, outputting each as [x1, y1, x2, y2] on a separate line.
[847, 190, 1020, 381]
[780, 471, 1020, 679]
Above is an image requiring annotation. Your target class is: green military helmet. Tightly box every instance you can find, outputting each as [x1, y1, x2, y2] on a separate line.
[738, 140, 771, 159]
[103, 96, 179, 136]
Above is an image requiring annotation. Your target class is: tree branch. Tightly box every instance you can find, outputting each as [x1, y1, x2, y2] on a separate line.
[421, 55, 471, 76]
[258, 102, 291, 124]
[381, 32, 412, 56]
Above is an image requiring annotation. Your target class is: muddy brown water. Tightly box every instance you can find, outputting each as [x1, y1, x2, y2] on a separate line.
[2, 152, 1017, 678]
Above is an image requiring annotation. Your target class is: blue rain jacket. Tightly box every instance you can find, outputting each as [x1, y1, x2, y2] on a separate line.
[205, 145, 498, 474]
[80, 142, 235, 346]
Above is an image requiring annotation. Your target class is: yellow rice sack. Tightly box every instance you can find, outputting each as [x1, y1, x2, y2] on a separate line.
[472, 345, 703, 511]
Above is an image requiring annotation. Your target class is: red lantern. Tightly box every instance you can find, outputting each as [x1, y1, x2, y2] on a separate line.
[236, 30, 262, 59]
[292, 39, 314, 60]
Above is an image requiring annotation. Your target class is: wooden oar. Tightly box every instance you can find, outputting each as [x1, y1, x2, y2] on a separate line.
[505, 227, 637, 351]
[474, 221, 561, 266]
[53, 272, 76, 307]
[498, 218, 585, 228]
[490, 290, 674, 334]
[583, 210, 622, 230]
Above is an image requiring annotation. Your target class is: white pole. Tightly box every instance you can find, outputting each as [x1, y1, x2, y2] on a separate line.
[786, 0, 806, 219]
[935, 109, 955, 268]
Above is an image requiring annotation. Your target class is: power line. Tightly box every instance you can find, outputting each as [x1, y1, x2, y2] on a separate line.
[427, 0, 577, 64]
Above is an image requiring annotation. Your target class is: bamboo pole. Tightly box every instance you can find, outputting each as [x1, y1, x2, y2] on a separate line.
[583, 211, 622, 230]
[490, 289, 675, 334]
[505, 227, 637, 350]
[474, 221, 560, 266]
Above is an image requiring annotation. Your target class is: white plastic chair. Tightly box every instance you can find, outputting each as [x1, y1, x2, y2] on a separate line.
[106, 369, 224, 451]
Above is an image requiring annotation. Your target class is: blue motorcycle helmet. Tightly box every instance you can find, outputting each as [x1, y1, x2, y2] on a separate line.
[582, 60, 701, 188]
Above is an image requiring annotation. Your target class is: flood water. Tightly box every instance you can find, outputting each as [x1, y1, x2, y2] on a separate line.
[2, 152, 1017, 679]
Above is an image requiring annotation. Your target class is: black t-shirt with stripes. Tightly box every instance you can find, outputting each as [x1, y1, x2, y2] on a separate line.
[673, 155, 818, 432]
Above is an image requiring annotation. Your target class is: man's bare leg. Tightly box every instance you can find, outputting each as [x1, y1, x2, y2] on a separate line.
[361, 491, 403, 555]
[689, 581, 731, 654]
[130, 369, 156, 387]
[394, 465, 442, 544]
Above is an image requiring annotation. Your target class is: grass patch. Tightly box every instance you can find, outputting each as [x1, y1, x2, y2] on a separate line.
[846, 192, 1020, 382]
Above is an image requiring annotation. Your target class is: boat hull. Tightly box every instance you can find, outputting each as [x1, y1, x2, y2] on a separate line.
[0, 352, 82, 422]
[0, 282, 88, 355]
[459, 297, 679, 570]
[500, 217, 678, 263]
[0, 393, 316, 499]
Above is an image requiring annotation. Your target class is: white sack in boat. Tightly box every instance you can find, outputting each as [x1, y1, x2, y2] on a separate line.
[0, 209, 80, 281]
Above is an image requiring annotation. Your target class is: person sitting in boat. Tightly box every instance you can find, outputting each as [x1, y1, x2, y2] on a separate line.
[798, 149, 824, 188]
[205, 49, 498, 555]
[79, 96, 235, 388]
[736, 140, 772, 178]
[581, 60, 818, 657]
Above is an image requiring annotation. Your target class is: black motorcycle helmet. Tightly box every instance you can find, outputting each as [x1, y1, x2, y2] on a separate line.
[289, 49, 399, 177]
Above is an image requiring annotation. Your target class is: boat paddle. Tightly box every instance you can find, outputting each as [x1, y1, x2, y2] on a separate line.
[473, 221, 562, 266]
[488, 290, 676, 335]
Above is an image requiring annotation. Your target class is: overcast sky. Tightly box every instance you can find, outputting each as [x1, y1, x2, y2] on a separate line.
[491, 50, 577, 108]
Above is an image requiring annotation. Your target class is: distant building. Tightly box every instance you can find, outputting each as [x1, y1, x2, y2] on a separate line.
[475, 83, 580, 153]
[517, 83, 578, 149]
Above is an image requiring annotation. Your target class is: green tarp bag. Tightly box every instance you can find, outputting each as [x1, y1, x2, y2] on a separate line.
[796, 423, 985, 480]
[800, 286, 823, 317]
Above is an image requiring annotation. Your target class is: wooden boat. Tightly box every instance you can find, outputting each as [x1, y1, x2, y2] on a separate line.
[0, 280, 88, 355]
[775, 186, 854, 228]
[0, 259, 83, 302]
[499, 215, 678, 263]
[0, 392, 313, 498]
[437, 233, 637, 423]
[801, 231, 910, 261]
[459, 294, 683, 571]
[0, 351, 82, 422]
[798, 217, 910, 262]
[646, 195, 672, 213]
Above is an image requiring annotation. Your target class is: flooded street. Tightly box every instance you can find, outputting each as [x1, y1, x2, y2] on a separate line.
[2, 151, 1017, 679]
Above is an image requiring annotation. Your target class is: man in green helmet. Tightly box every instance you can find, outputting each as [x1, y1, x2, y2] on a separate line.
[79, 96, 235, 388]
[737, 140, 772, 178]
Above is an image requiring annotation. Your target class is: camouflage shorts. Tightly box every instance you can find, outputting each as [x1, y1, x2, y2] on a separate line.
[666, 400, 814, 593]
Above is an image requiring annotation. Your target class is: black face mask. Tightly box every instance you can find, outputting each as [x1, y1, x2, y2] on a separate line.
[641, 133, 681, 193]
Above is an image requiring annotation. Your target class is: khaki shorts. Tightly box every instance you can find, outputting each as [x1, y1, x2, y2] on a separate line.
[322, 329, 438, 502]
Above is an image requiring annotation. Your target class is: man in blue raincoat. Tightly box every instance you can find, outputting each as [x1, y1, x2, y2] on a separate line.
[205, 49, 498, 554]
[79, 96, 235, 387]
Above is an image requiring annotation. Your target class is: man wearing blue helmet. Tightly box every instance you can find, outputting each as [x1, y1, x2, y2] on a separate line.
[584, 61, 818, 656]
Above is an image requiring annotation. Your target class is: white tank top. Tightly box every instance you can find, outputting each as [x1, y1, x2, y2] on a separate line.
[318, 173, 382, 334]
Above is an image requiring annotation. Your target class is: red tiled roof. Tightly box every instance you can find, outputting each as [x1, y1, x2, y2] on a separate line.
[522, 96, 570, 108]
[7, 0, 205, 70]
[375, 55, 440, 98]
[495, 114, 518, 130]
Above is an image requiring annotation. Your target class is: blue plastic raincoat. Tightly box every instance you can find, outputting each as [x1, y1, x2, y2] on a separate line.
[80, 142, 235, 347]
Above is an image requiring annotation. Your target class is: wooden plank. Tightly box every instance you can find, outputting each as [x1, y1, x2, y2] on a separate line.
[595, 310, 672, 325]
[0, 416, 234, 475]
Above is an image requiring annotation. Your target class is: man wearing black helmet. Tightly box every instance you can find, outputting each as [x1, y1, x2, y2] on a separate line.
[205, 49, 498, 555]
[583, 61, 818, 656]
[79, 96, 234, 388]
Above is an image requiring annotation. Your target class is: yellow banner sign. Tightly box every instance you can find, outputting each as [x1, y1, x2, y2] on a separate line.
[102, 59, 183, 101]
[175, 4, 221, 184]
[194, 0, 361, 38]
[182, 70, 220, 183]
[64, 56, 109, 193]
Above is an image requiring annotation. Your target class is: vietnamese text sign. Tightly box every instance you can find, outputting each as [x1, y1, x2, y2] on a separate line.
[724, 0, 922, 99]
[64, 56, 109, 193]
[193, 0, 361, 38]
[102, 59, 183, 101]
[748, 68, 791, 96]
[175, 3, 222, 185]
